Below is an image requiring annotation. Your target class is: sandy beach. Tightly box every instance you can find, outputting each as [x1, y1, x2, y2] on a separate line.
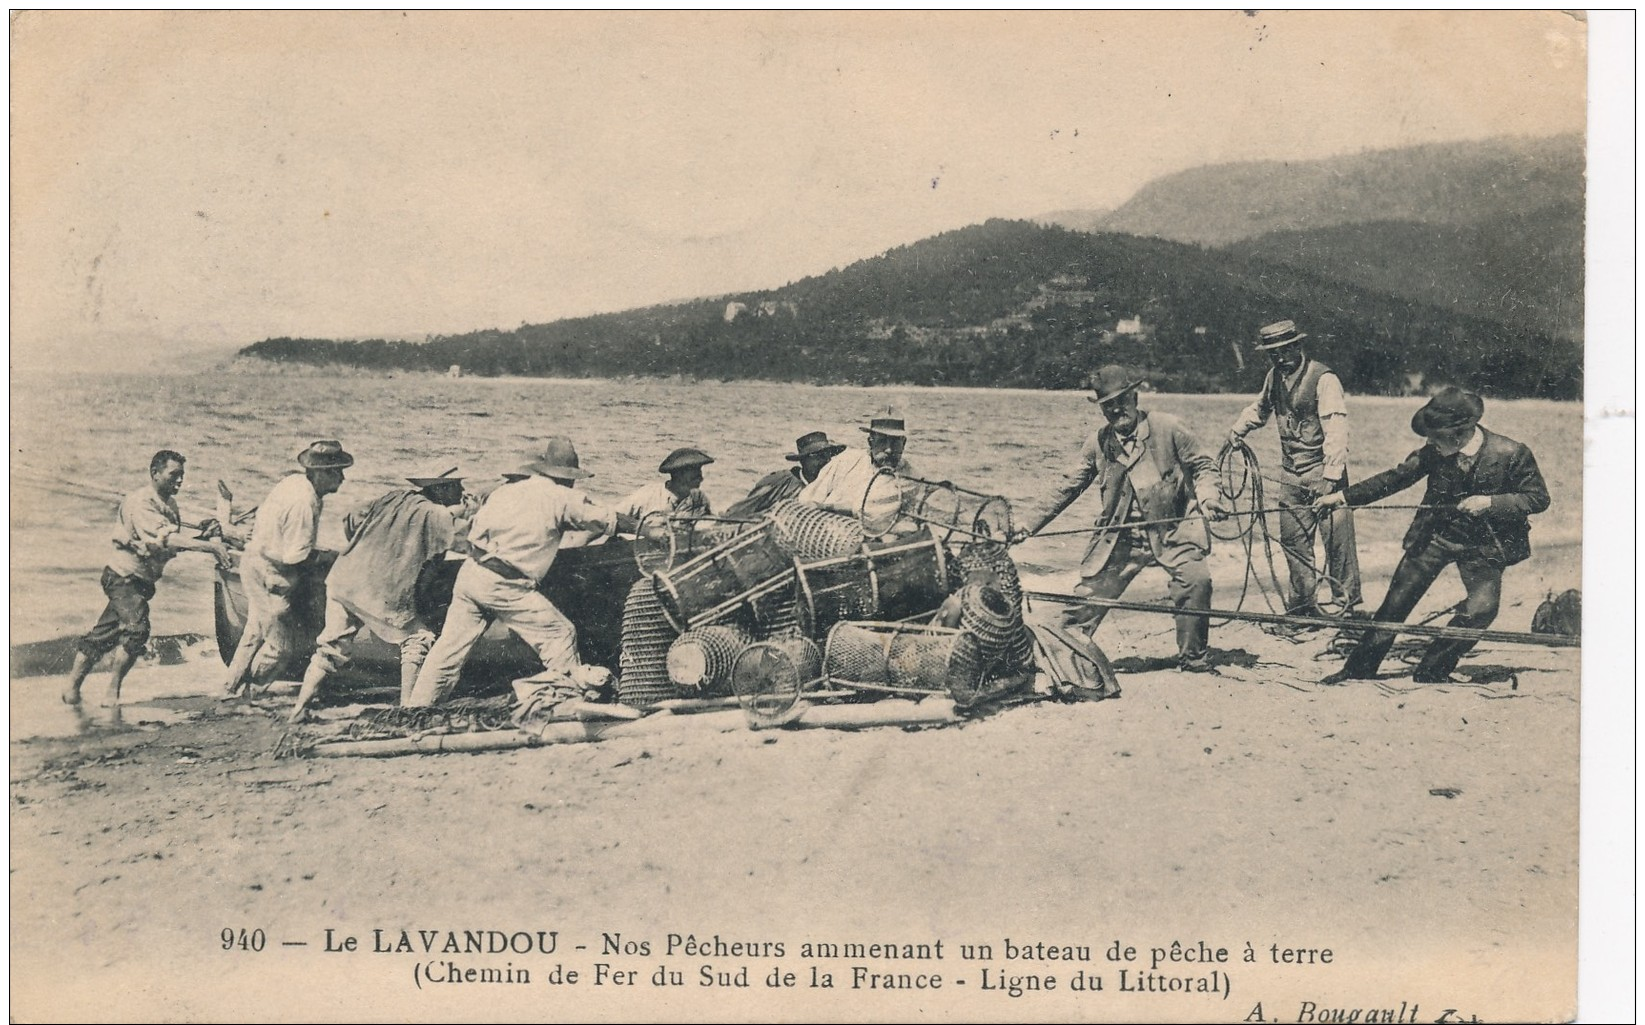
[9, 542, 1580, 1024]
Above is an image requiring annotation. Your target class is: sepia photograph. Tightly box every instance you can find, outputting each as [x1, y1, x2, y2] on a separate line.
[8, 11, 1629, 1022]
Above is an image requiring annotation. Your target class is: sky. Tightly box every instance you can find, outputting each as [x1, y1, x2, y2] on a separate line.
[10, 10, 1592, 371]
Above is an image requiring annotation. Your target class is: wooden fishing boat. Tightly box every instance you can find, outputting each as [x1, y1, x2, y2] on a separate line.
[213, 541, 644, 693]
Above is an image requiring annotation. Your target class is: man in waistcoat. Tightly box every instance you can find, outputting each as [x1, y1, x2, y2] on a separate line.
[1317, 387, 1548, 684]
[1227, 319, 1362, 617]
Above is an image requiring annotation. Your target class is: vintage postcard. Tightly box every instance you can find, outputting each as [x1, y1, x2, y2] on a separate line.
[9, 11, 1628, 1023]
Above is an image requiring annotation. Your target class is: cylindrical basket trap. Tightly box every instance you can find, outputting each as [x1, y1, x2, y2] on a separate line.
[769, 500, 866, 561]
[822, 621, 985, 699]
[667, 623, 754, 697]
[731, 637, 823, 727]
[653, 520, 796, 633]
[618, 577, 681, 709]
[794, 528, 950, 638]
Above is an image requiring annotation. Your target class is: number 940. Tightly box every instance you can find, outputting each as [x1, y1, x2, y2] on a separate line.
[221, 928, 266, 952]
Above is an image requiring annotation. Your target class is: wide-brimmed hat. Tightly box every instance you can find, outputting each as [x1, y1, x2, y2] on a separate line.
[1086, 365, 1143, 405]
[1411, 387, 1485, 437]
[659, 447, 714, 474]
[785, 431, 848, 462]
[519, 436, 593, 480]
[406, 467, 464, 490]
[860, 406, 908, 438]
[1254, 319, 1307, 350]
[297, 439, 355, 470]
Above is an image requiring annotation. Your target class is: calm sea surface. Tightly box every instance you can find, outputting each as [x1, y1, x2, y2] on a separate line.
[11, 368, 1584, 651]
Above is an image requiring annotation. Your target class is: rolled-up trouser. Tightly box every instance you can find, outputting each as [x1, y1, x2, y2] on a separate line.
[1277, 471, 1362, 612]
[225, 553, 301, 689]
[1344, 538, 1503, 680]
[78, 567, 156, 659]
[1072, 533, 1212, 662]
[407, 560, 580, 707]
[309, 597, 436, 697]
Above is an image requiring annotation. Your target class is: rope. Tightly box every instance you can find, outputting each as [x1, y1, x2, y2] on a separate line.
[1024, 591, 1580, 649]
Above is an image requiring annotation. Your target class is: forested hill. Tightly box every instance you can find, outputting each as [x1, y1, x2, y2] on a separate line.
[241, 219, 1581, 399]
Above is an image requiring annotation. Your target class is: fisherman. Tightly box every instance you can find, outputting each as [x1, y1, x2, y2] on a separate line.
[405, 437, 640, 707]
[723, 431, 847, 519]
[618, 447, 715, 524]
[287, 471, 468, 722]
[1017, 366, 1231, 673]
[222, 440, 352, 697]
[796, 407, 918, 527]
[62, 450, 229, 706]
[1317, 387, 1549, 684]
[1227, 318, 1362, 618]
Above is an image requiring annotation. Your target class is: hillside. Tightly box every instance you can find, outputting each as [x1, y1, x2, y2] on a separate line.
[1225, 202, 1584, 341]
[1085, 134, 1583, 246]
[241, 220, 1580, 399]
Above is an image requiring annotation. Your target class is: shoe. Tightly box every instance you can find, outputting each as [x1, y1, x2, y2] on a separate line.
[1178, 656, 1215, 674]
[1321, 668, 1372, 685]
[1412, 670, 1463, 684]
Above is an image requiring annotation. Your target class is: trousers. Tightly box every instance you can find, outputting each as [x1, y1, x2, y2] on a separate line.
[224, 553, 302, 690]
[1343, 537, 1503, 680]
[1072, 533, 1212, 662]
[1276, 473, 1362, 612]
[407, 560, 580, 707]
[309, 597, 436, 698]
[78, 568, 156, 659]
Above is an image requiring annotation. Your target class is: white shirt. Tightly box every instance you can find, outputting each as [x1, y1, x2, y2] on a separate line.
[106, 486, 182, 582]
[616, 480, 712, 523]
[796, 447, 917, 526]
[248, 473, 322, 568]
[469, 475, 617, 583]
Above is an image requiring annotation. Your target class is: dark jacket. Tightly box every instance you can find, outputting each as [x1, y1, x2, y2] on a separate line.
[1345, 427, 1549, 565]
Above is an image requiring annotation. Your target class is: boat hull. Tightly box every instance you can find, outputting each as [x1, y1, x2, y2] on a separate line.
[214, 541, 644, 693]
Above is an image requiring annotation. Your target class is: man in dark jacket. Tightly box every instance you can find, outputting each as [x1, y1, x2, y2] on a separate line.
[1317, 387, 1549, 683]
[724, 431, 846, 519]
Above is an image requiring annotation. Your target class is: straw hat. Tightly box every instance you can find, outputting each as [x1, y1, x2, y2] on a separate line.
[861, 406, 908, 438]
[297, 440, 354, 470]
[518, 437, 593, 480]
[1253, 319, 1307, 350]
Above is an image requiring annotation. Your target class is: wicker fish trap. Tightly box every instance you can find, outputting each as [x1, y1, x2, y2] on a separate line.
[822, 621, 986, 699]
[667, 623, 754, 697]
[730, 637, 823, 727]
[957, 581, 1037, 676]
[618, 577, 680, 709]
[768, 500, 866, 561]
[794, 528, 950, 638]
[955, 542, 1024, 613]
[652, 520, 796, 633]
[894, 476, 1014, 546]
[634, 512, 748, 575]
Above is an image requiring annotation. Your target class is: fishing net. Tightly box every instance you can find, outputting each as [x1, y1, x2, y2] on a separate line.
[730, 637, 823, 727]
[666, 623, 754, 697]
[618, 578, 680, 709]
[769, 500, 866, 561]
[340, 694, 517, 741]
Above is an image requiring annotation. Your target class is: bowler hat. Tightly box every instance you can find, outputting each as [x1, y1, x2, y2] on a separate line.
[297, 440, 355, 470]
[1410, 387, 1485, 437]
[1086, 365, 1143, 405]
[785, 431, 847, 462]
[519, 436, 593, 480]
[1253, 319, 1307, 350]
[659, 447, 715, 474]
